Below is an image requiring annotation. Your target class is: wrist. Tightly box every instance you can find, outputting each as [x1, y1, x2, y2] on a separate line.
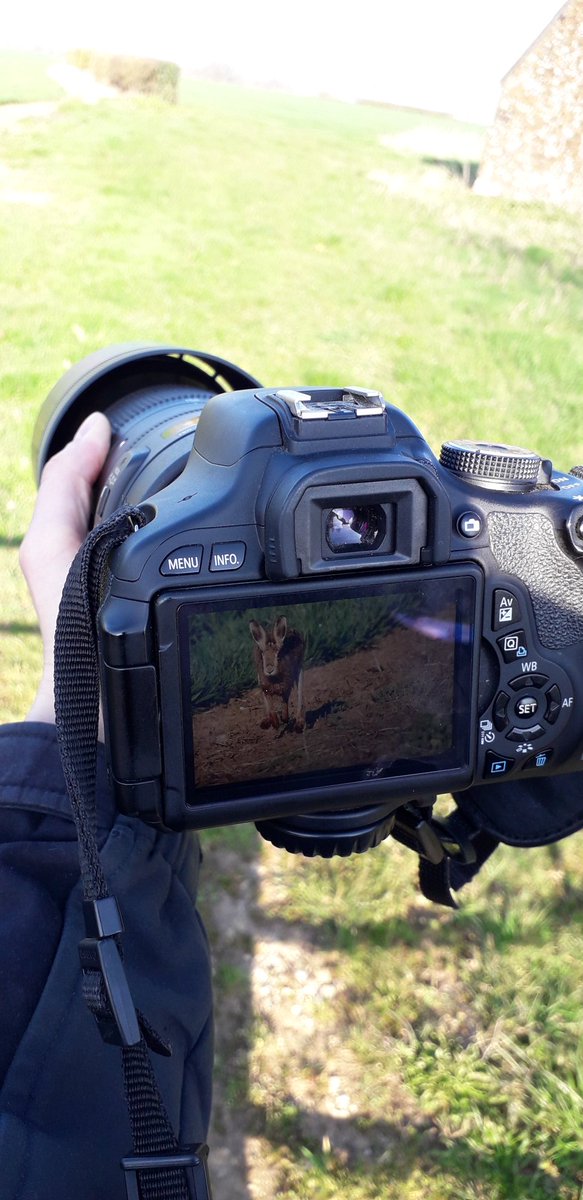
[25, 672, 55, 724]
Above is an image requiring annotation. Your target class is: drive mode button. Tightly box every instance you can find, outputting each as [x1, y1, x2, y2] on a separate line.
[160, 546, 203, 575]
[210, 541, 246, 572]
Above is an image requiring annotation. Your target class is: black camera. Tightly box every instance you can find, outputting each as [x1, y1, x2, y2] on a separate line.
[35, 344, 583, 857]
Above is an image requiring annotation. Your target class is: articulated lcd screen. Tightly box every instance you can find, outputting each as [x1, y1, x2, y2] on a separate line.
[178, 574, 476, 803]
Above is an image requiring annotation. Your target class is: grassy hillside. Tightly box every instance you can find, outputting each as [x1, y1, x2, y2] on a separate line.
[1, 59, 583, 1200]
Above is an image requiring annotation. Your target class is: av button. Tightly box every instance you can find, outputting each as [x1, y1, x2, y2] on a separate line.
[210, 541, 246, 571]
[493, 589, 522, 630]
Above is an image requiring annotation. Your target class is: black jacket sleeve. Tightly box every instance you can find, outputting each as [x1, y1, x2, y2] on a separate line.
[0, 723, 213, 1200]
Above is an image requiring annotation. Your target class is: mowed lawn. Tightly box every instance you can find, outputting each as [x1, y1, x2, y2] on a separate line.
[1, 54, 583, 1200]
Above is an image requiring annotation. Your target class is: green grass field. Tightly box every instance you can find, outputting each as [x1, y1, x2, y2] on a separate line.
[1, 54, 583, 1200]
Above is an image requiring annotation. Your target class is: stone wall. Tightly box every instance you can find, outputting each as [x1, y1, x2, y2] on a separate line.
[475, 0, 583, 211]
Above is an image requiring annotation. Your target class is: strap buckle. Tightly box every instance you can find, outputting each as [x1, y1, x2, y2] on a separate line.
[78, 896, 140, 1047]
[122, 1144, 212, 1199]
[391, 803, 477, 866]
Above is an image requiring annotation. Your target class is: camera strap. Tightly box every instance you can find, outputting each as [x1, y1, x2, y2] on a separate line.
[403, 766, 583, 907]
[54, 507, 212, 1200]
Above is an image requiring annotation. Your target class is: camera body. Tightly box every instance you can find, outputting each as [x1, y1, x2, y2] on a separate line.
[36, 346, 583, 851]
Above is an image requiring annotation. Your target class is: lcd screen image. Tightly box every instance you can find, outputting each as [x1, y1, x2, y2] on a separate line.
[180, 576, 475, 800]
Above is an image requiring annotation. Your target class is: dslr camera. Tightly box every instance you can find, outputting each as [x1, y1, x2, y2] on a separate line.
[34, 343, 583, 858]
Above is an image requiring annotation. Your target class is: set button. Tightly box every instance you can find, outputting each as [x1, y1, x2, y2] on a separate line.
[514, 695, 539, 720]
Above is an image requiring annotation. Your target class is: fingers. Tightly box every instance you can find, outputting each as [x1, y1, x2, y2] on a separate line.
[22, 410, 112, 725]
[20, 412, 111, 594]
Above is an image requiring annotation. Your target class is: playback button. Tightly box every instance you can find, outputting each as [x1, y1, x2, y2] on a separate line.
[484, 751, 515, 778]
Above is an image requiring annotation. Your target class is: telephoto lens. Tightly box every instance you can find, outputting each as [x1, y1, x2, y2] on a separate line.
[33, 343, 261, 521]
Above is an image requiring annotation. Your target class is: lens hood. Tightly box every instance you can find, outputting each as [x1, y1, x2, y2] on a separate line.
[33, 342, 261, 482]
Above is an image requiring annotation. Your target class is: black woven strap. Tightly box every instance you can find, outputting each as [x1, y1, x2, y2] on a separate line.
[55, 507, 145, 898]
[53, 508, 198, 1200]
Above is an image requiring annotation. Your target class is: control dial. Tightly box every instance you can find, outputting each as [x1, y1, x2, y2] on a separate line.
[440, 440, 542, 492]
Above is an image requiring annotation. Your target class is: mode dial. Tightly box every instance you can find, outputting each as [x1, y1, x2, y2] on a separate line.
[440, 440, 542, 492]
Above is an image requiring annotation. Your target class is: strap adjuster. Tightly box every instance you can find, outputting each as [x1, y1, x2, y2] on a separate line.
[122, 1144, 212, 1199]
[391, 804, 477, 866]
[78, 896, 140, 1047]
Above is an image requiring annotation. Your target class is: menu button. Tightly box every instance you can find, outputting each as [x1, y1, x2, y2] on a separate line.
[160, 546, 203, 576]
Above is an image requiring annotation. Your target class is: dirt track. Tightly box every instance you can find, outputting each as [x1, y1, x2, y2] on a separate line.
[193, 626, 455, 791]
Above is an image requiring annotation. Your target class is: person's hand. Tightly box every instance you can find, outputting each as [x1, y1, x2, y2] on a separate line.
[20, 412, 112, 724]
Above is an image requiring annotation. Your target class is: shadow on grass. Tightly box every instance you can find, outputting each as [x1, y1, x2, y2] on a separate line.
[0, 534, 23, 548]
[0, 621, 39, 635]
[422, 155, 479, 187]
[198, 828, 583, 1200]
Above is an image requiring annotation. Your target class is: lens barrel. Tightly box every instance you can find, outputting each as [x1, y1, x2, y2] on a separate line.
[33, 343, 262, 522]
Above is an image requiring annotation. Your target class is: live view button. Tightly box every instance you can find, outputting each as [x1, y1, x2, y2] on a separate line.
[210, 541, 246, 571]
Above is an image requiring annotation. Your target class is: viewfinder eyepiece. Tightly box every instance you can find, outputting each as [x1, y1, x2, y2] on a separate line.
[325, 505, 386, 553]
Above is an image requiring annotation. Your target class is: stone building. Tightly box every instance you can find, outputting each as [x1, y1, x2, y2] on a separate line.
[475, 0, 583, 211]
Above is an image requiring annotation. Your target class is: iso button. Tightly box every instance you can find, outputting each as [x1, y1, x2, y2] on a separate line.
[210, 542, 246, 572]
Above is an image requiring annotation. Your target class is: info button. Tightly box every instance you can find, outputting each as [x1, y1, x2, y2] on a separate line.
[210, 541, 246, 572]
